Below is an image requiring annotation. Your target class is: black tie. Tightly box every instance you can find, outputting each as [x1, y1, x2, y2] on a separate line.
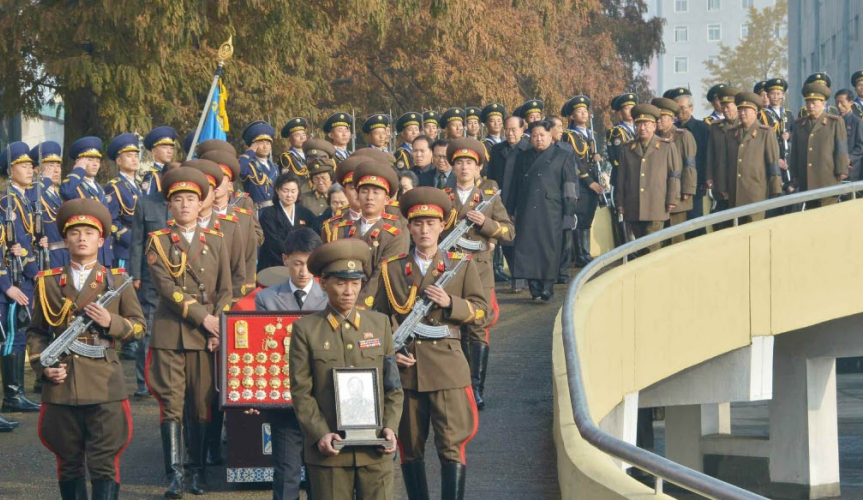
[437, 172, 446, 189]
[294, 289, 306, 308]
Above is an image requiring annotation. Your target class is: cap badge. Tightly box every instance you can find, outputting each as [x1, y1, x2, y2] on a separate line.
[347, 261, 356, 270]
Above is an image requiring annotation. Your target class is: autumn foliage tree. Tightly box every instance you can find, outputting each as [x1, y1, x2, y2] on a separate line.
[702, 0, 788, 94]
[0, 0, 664, 153]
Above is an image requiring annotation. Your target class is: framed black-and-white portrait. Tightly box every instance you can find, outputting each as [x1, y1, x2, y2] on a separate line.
[333, 367, 380, 430]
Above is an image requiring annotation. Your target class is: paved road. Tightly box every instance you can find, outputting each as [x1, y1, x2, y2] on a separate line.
[0, 283, 562, 500]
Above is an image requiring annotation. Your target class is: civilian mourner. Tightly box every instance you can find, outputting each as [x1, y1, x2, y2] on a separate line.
[27, 198, 145, 500]
[373, 187, 489, 500]
[290, 238, 403, 500]
[145, 167, 232, 498]
[506, 120, 579, 301]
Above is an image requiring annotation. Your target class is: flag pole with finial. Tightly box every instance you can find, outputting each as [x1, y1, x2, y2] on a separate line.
[187, 36, 234, 160]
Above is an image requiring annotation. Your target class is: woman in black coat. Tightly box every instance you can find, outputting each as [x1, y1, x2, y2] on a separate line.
[258, 173, 316, 271]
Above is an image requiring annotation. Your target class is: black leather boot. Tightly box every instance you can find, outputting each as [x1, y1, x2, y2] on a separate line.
[575, 228, 594, 267]
[441, 462, 467, 500]
[58, 477, 88, 500]
[119, 339, 138, 360]
[0, 411, 19, 432]
[91, 478, 119, 500]
[469, 344, 488, 410]
[205, 401, 224, 466]
[188, 422, 208, 495]
[401, 461, 430, 500]
[492, 247, 510, 282]
[1, 353, 41, 412]
[478, 344, 489, 400]
[161, 422, 184, 499]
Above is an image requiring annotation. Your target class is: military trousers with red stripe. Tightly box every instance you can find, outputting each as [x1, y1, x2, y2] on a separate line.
[398, 387, 479, 464]
[39, 400, 133, 482]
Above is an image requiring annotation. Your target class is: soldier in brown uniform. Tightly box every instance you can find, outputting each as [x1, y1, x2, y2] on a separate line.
[27, 199, 145, 500]
[719, 92, 783, 222]
[200, 148, 263, 298]
[444, 138, 514, 411]
[373, 187, 488, 500]
[326, 162, 408, 307]
[790, 82, 850, 207]
[706, 87, 742, 225]
[299, 157, 336, 217]
[652, 98, 697, 242]
[145, 167, 232, 498]
[290, 239, 403, 500]
[322, 156, 374, 242]
[615, 104, 682, 253]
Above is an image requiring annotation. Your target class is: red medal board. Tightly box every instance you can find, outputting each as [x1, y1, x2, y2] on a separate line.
[220, 311, 309, 409]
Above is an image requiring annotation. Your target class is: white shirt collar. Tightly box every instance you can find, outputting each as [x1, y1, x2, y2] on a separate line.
[414, 248, 436, 276]
[70, 259, 99, 291]
[281, 202, 295, 225]
[288, 279, 314, 295]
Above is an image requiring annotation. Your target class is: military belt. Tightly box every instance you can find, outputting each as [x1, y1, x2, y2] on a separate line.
[255, 200, 274, 210]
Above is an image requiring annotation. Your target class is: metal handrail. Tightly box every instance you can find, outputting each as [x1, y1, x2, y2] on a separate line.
[561, 181, 863, 500]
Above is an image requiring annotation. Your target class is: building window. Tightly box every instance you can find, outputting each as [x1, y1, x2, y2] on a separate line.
[741, 0, 753, 7]
[708, 0, 721, 10]
[708, 24, 722, 41]
[674, 56, 689, 74]
[675, 0, 688, 12]
[705, 56, 719, 69]
[674, 26, 689, 42]
[740, 24, 749, 39]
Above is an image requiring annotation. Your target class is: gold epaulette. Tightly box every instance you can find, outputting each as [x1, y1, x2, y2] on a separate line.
[111, 268, 126, 275]
[385, 253, 407, 263]
[233, 206, 251, 216]
[218, 214, 238, 222]
[149, 228, 171, 237]
[37, 267, 64, 278]
[382, 224, 400, 235]
[381, 212, 398, 221]
[107, 178, 119, 185]
[447, 251, 471, 261]
[387, 201, 399, 207]
[202, 228, 223, 237]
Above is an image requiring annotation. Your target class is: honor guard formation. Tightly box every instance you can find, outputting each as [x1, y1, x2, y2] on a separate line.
[2, 67, 863, 500]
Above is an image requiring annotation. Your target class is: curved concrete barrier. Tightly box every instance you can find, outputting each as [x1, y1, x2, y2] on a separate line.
[554, 199, 863, 498]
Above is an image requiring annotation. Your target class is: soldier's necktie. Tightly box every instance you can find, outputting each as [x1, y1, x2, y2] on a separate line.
[294, 289, 306, 308]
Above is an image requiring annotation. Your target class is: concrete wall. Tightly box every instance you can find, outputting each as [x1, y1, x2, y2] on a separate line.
[554, 198, 863, 498]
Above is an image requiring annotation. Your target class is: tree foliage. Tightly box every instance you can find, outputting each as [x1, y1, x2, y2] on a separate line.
[702, 0, 787, 94]
[0, 0, 664, 152]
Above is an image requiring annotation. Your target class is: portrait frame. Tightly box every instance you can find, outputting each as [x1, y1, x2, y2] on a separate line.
[333, 366, 382, 431]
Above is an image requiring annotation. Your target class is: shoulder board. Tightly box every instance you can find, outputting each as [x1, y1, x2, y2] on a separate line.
[218, 214, 238, 222]
[381, 212, 398, 221]
[443, 188, 452, 193]
[484, 189, 496, 195]
[659, 137, 671, 143]
[758, 124, 772, 130]
[325, 214, 344, 225]
[166, 220, 176, 226]
[202, 228, 223, 237]
[236, 192, 250, 198]
[150, 167, 160, 173]
[675, 128, 686, 133]
[387, 200, 399, 207]
[149, 228, 172, 237]
[385, 253, 407, 263]
[610, 127, 623, 137]
[111, 268, 126, 275]
[447, 252, 472, 261]
[382, 224, 400, 235]
[232, 206, 251, 216]
[827, 114, 841, 121]
[37, 267, 64, 278]
[107, 178, 119, 185]
[337, 220, 354, 228]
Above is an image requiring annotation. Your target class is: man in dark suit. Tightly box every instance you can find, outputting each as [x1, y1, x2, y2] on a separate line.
[427, 139, 457, 189]
[252, 228, 325, 500]
[129, 162, 175, 398]
[836, 89, 863, 181]
[488, 116, 531, 292]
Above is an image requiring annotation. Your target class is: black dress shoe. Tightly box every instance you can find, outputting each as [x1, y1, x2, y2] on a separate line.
[540, 291, 553, 301]
[0, 412, 19, 432]
[556, 277, 569, 285]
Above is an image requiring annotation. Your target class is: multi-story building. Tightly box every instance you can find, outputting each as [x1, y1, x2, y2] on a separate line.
[787, 0, 863, 112]
[648, 0, 779, 118]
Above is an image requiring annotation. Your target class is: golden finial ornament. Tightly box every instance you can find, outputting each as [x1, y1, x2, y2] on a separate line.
[218, 36, 234, 65]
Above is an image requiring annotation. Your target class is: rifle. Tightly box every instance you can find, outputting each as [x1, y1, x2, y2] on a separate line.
[38, 274, 133, 367]
[438, 190, 500, 252]
[781, 111, 792, 187]
[34, 143, 48, 271]
[392, 256, 469, 351]
[351, 107, 357, 153]
[5, 163, 23, 290]
[588, 115, 610, 207]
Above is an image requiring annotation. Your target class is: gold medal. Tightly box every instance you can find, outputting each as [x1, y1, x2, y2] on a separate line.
[242, 353, 254, 364]
[228, 366, 240, 377]
[228, 391, 240, 402]
[242, 366, 253, 376]
[270, 390, 281, 400]
[242, 377, 254, 388]
[267, 339, 279, 350]
[269, 365, 281, 376]
[282, 365, 290, 375]
[270, 378, 281, 389]
[270, 353, 281, 364]
[228, 353, 240, 364]
[242, 389, 253, 400]
[282, 390, 292, 400]
[264, 324, 276, 335]
[228, 378, 240, 389]
[255, 378, 268, 389]
[255, 352, 267, 363]
[254, 365, 266, 376]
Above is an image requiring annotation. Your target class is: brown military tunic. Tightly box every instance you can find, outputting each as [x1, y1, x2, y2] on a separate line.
[230, 196, 263, 294]
[145, 224, 232, 422]
[27, 266, 144, 482]
[206, 213, 246, 300]
[722, 122, 783, 215]
[373, 251, 487, 464]
[661, 127, 698, 214]
[615, 134, 682, 222]
[790, 112, 850, 198]
[300, 190, 329, 217]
